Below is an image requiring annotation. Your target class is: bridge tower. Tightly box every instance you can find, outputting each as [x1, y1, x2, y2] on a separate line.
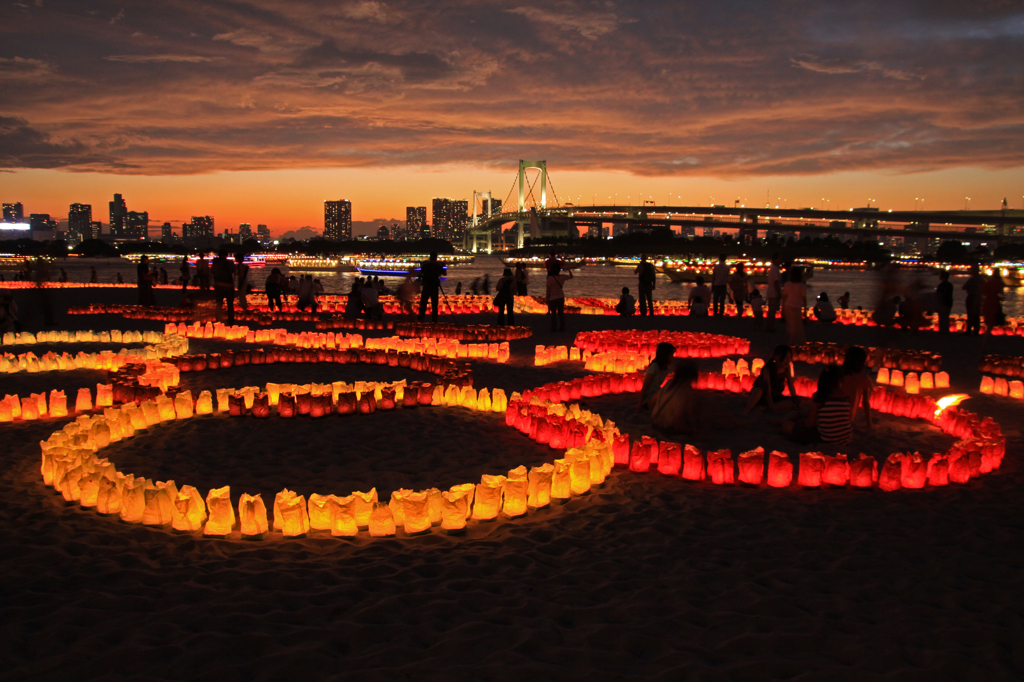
[467, 190, 495, 253]
[516, 160, 548, 248]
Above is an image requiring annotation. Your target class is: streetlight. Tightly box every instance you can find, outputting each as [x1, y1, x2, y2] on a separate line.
[965, 197, 971, 210]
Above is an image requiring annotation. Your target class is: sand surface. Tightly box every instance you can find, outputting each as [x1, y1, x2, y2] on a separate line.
[3, 292, 1024, 681]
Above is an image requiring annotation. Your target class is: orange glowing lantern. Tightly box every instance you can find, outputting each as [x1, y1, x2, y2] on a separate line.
[203, 486, 236, 535]
[503, 466, 528, 517]
[75, 388, 93, 413]
[822, 454, 849, 486]
[900, 452, 927, 489]
[388, 488, 411, 527]
[905, 373, 920, 395]
[20, 397, 39, 421]
[798, 452, 825, 487]
[369, 502, 396, 537]
[96, 383, 113, 407]
[570, 456, 592, 495]
[737, 447, 764, 486]
[142, 480, 178, 526]
[308, 493, 341, 532]
[399, 491, 430, 534]
[171, 485, 207, 531]
[96, 476, 125, 515]
[994, 377, 1009, 397]
[551, 460, 572, 502]
[920, 372, 934, 390]
[767, 451, 793, 487]
[528, 463, 554, 508]
[472, 475, 506, 520]
[876, 368, 890, 385]
[706, 449, 734, 485]
[351, 489, 377, 528]
[195, 390, 213, 415]
[879, 454, 902, 491]
[174, 391, 193, 419]
[156, 395, 176, 421]
[935, 371, 950, 389]
[889, 370, 904, 387]
[682, 444, 705, 481]
[440, 488, 471, 532]
[239, 493, 269, 537]
[48, 390, 68, 418]
[329, 495, 359, 537]
[629, 441, 651, 473]
[273, 489, 310, 536]
[119, 478, 150, 523]
[926, 454, 949, 486]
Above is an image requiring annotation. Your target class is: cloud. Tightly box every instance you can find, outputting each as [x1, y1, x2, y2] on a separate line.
[792, 55, 919, 81]
[104, 54, 222, 63]
[506, 6, 626, 39]
[0, 57, 52, 80]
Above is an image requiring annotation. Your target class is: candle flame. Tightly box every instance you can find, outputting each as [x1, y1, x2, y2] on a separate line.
[934, 394, 969, 417]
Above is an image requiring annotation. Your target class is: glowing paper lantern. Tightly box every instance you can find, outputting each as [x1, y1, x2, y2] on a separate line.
[879, 454, 902, 491]
[402, 491, 431, 534]
[20, 397, 39, 421]
[767, 450, 793, 487]
[628, 441, 651, 473]
[308, 493, 341, 532]
[551, 460, 572, 502]
[889, 370, 904, 388]
[570, 456, 592, 495]
[440, 489, 470, 531]
[96, 383, 114, 407]
[472, 475, 506, 520]
[273, 489, 310, 536]
[96, 475, 128, 514]
[142, 480, 178, 526]
[369, 502, 396, 537]
[798, 452, 825, 487]
[351, 489, 377, 528]
[204, 486, 236, 535]
[1010, 381, 1024, 400]
[195, 390, 213, 415]
[156, 395, 176, 421]
[737, 447, 765, 486]
[935, 371, 950, 389]
[216, 388, 232, 413]
[48, 390, 68, 418]
[174, 391, 193, 419]
[527, 463, 554, 509]
[682, 444, 705, 481]
[905, 373, 920, 395]
[237, 493, 269, 537]
[994, 377, 1009, 397]
[900, 452, 927, 489]
[926, 454, 949, 486]
[706, 449, 734, 485]
[330, 495, 359, 537]
[141, 400, 161, 426]
[119, 478, 150, 523]
[876, 368, 890, 385]
[503, 466, 528, 517]
[822, 454, 849, 486]
[389, 488, 411, 526]
[848, 454, 877, 487]
[920, 372, 934, 390]
[612, 434, 630, 468]
[75, 388, 93, 413]
[171, 485, 207, 531]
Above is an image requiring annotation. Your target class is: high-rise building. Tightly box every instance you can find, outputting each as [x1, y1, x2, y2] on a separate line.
[161, 222, 174, 241]
[109, 194, 128, 237]
[324, 200, 352, 241]
[406, 206, 426, 240]
[183, 216, 215, 240]
[3, 202, 24, 223]
[29, 213, 58, 233]
[257, 224, 270, 242]
[87, 221, 102, 240]
[377, 225, 390, 240]
[68, 203, 92, 243]
[125, 211, 149, 240]
[431, 198, 469, 241]
[239, 223, 252, 241]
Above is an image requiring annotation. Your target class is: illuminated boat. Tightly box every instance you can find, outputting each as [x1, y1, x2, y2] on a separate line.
[502, 255, 585, 269]
[285, 256, 357, 272]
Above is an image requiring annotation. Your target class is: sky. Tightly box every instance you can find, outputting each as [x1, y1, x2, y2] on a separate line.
[1, 0, 1023, 236]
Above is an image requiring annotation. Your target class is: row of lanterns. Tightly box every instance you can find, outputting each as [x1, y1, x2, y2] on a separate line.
[979, 375, 1024, 399]
[876, 369, 950, 393]
[393, 322, 532, 342]
[364, 336, 511, 363]
[2, 329, 162, 346]
[978, 354, 1024, 378]
[791, 343, 942, 372]
[315, 319, 393, 331]
[1, 333, 188, 374]
[573, 330, 750, 359]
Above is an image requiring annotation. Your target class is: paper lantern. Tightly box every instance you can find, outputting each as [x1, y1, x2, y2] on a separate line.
[156, 395, 176, 421]
[20, 397, 39, 421]
[737, 447, 764, 486]
[402, 491, 431, 534]
[570, 456, 592, 495]
[900, 452, 927, 489]
[142, 480, 178, 526]
[613, 434, 630, 467]
[879, 454, 902, 491]
[905, 373, 920, 395]
[203, 486, 236, 535]
[948, 453, 971, 485]
[994, 377, 1009, 397]
[889, 370, 904, 387]
[935, 371, 950, 389]
[657, 442, 682, 476]
[96, 476, 125, 515]
[329, 495, 359, 537]
[78, 472, 103, 507]
[822, 454, 849, 486]
[252, 393, 270, 418]
[389, 488, 411, 526]
[766, 450, 793, 487]
[278, 394, 296, 418]
[119, 478, 150, 523]
[195, 390, 213, 415]
[236, 493, 270, 537]
[171, 485, 207, 531]
[920, 372, 934, 390]
[848, 454, 878, 487]
[926, 454, 949, 486]
[96, 383, 114, 407]
[527, 463, 554, 508]
[440, 489, 470, 531]
[308, 493, 341, 531]
[472, 475, 506, 520]
[273, 489, 309, 536]
[350, 489, 377, 528]
[628, 441, 651, 473]
[706, 449, 734, 485]
[798, 452, 825, 487]
[174, 391, 193, 419]
[503, 466, 528, 517]
[369, 502, 396, 536]
[551, 460, 572, 501]
[48, 390, 68, 418]
[425, 487, 442, 525]
[216, 388, 232, 413]
[75, 388, 93, 413]
[682, 444, 705, 481]
[1010, 381, 1024, 400]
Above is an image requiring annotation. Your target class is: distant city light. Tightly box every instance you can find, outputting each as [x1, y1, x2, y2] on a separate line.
[0, 223, 30, 231]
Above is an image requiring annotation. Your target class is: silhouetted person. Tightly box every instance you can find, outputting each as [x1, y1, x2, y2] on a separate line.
[265, 267, 285, 311]
[179, 257, 190, 289]
[635, 254, 656, 316]
[936, 271, 953, 333]
[137, 255, 155, 307]
[418, 251, 444, 322]
[494, 267, 515, 326]
[963, 264, 983, 335]
[616, 287, 636, 316]
[211, 249, 235, 323]
[711, 254, 729, 316]
[546, 266, 573, 332]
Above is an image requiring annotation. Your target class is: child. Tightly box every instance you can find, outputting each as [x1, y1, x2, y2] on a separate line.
[651, 362, 699, 434]
[615, 287, 636, 316]
[749, 287, 764, 327]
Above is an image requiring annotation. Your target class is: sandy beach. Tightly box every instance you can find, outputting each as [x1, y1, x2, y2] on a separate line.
[3, 288, 1023, 681]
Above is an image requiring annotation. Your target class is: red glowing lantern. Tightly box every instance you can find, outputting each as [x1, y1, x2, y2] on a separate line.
[628, 441, 651, 473]
[706, 449, 734, 485]
[278, 394, 296, 418]
[797, 452, 825, 487]
[822, 454, 849, 486]
[681, 444, 705, 481]
[848, 454, 877, 487]
[878, 453, 902, 491]
[656, 442, 682, 476]
[766, 450, 792, 487]
[613, 434, 630, 467]
[900, 452, 927, 489]
[926, 454, 949, 486]
[737, 447, 764, 486]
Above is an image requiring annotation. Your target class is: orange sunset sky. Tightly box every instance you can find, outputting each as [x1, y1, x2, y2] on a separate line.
[2, 1, 1022, 236]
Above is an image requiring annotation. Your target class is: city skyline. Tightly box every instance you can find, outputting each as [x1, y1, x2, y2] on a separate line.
[1, 2, 1022, 235]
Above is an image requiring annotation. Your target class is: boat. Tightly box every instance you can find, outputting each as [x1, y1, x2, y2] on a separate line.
[502, 255, 586, 269]
[285, 256, 357, 272]
[660, 257, 773, 284]
[994, 264, 1024, 287]
[356, 257, 447, 278]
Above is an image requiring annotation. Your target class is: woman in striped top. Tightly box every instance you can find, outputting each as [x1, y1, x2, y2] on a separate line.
[784, 367, 853, 445]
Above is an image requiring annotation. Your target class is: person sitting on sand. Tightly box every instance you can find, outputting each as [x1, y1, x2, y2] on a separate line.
[651, 362, 699, 434]
[745, 345, 799, 412]
[688, 276, 710, 316]
[783, 366, 853, 445]
[840, 346, 874, 430]
[813, 292, 837, 324]
[638, 342, 675, 410]
[615, 287, 636, 316]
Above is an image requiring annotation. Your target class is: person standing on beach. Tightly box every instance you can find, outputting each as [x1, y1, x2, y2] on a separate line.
[963, 264, 984, 335]
[711, 254, 729, 317]
[265, 268, 285, 311]
[729, 262, 749, 313]
[236, 255, 250, 310]
[514, 263, 528, 295]
[766, 254, 781, 331]
[983, 271, 1005, 333]
[840, 346, 873, 430]
[688, 276, 711, 316]
[545, 251, 563, 278]
[196, 256, 210, 291]
[136, 255, 155, 307]
[418, 251, 444, 322]
[90, 266, 98, 284]
[936, 271, 953, 333]
[179, 257, 190, 289]
[211, 250, 235, 323]
[634, 254, 657, 316]
[781, 266, 807, 345]
[546, 266, 573, 332]
[494, 267, 516, 326]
